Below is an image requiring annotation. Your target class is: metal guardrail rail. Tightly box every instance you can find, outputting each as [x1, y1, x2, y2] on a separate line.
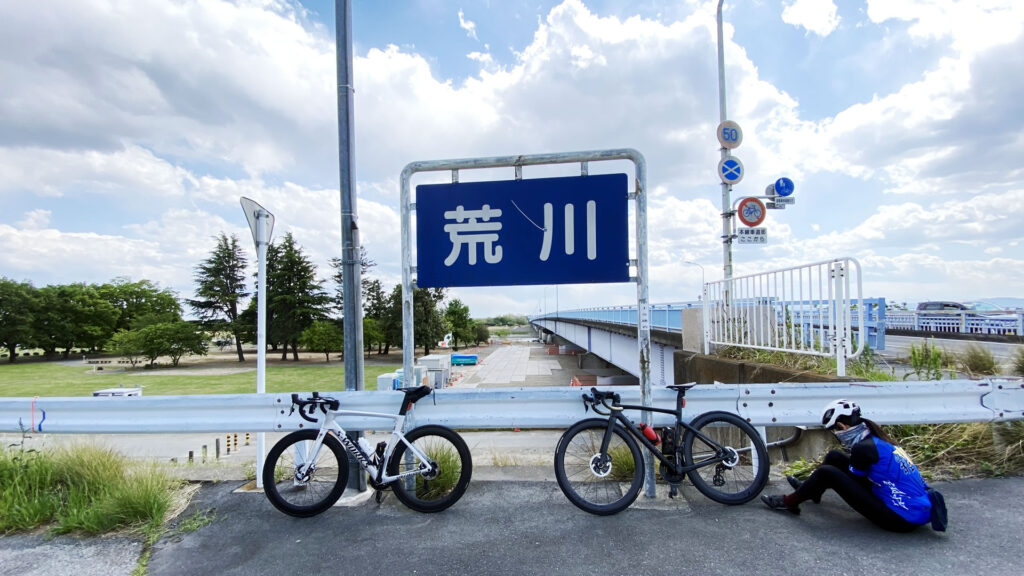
[3, 379, 1022, 435]
[886, 311, 1024, 336]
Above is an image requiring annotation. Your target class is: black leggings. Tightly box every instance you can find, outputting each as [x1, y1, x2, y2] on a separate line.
[795, 451, 919, 533]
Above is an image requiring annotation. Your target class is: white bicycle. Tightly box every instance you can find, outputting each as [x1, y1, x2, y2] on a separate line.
[263, 387, 472, 517]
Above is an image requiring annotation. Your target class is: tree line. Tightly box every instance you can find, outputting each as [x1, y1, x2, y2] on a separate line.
[0, 232, 492, 365]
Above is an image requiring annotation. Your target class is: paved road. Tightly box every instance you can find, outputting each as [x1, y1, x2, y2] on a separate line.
[3, 473, 1021, 576]
[141, 475, 1019, 576]
[880, 335, 1024, 369]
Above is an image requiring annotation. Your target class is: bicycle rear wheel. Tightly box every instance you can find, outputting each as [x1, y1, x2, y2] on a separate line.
[263, 429, 350, 517]
[683, 411, 768, 505]
[554, 418, 644, 515]
[387, 425, 472, 513]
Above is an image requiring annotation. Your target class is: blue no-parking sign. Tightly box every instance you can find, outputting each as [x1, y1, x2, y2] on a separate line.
[718, 157, 744, 185]
[415, 174, 629, 288]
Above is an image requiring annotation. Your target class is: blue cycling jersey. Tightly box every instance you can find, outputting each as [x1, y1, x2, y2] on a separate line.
[849, 436, 931, 525]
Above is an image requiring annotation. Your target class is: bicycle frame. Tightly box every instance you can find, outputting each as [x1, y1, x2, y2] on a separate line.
[294, 408, 433, 486]
[596, 399, 749, 477]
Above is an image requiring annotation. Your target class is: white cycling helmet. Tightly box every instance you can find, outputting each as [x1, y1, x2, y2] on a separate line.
[821, 399, 861, 430]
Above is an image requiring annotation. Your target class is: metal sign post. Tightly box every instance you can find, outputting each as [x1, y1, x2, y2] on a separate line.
[240, 197, 274, 489]
[400, 148, 656, 497]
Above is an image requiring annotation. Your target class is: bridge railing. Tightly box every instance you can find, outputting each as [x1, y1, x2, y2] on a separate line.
[704, 258, 867, 376]
[886, 311, 1024, 336]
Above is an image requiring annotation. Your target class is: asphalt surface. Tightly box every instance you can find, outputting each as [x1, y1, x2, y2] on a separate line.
[150, 475, 1019, 576]
[4, 474, 1021, 576]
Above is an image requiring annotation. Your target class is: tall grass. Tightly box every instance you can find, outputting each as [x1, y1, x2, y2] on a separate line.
[0, 442, 179, 535]
[958, 343, 997, 376]
[1014, 348, 1024, 377]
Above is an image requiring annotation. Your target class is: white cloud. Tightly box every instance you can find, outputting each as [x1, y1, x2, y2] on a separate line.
[458, 9, 478, 40]
[16, 210, 51, 230]
[781, 0, 841, 37]
[2, 0, 1024, 316]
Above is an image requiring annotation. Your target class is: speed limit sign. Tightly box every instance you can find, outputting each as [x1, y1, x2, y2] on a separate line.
[717, 120, 743, 150]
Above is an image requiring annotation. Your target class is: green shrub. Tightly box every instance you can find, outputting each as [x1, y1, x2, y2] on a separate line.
[906, 339, 945, 380]
[959, 343, 997, 376]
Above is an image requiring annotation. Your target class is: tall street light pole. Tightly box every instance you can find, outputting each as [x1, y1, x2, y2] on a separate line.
[684, 260, 705, 300]
[716, 0, 734, 285]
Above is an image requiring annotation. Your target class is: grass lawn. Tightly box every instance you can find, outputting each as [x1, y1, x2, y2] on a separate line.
[0, 359, 401, 397]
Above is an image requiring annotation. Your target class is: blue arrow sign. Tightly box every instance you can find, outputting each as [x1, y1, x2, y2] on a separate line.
[773, 177, 795, 197]
[718, 157, 744, 185]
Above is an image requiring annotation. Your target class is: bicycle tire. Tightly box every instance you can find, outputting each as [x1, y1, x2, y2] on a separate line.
[682, 411, 768, 505]
[263, 429, 350, 517]
[553, 418, 644, 515]
[386, 425, 472, 513]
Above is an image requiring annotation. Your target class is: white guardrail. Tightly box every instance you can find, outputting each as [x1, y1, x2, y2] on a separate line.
[2, 379, 1023, 435]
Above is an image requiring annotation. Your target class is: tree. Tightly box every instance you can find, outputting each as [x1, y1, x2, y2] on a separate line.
[443, 299, 473, 350]
[188, 233, 249, 362]
[97, 277, 181, 331]
[0, 278, 37, 363]
[363, 317, 384, 356]
[299, 320, 343, 362]
[267, 233, 331, 360]
[328, 246, 376, 314]
[473, 322, 491, 346]
[363, 278, 389, 353]
[414, 287, 447, 356]
[161, 322, 208, 366]
[31, 283, 118, 358]
[379, 284, 404, 355]
[108, 329, 144, 368]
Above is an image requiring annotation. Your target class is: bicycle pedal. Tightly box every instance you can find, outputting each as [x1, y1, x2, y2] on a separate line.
[374, 490, 385, 504]
[668, 484, 679, 499]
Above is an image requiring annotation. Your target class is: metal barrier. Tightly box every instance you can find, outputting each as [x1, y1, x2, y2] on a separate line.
[3, 379, 1022, 435]
[887, 311, 1024, 336]
[704, 258, 865, 376]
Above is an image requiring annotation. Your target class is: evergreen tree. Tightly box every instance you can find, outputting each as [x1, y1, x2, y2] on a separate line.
[328, 245, 376, 314]
[414, 287, 447, 356]
[187, 233, 249, 362]
[267, 232, 331, 360]
[363, 278, 389, 353]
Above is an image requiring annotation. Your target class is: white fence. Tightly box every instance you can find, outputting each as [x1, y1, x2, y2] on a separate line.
[3, 380, 1022, 435]
[704, 258, 864, 376]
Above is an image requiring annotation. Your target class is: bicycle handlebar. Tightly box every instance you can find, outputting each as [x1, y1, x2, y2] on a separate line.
[582, 387, 620, 415]
[289, 392, 340, 423]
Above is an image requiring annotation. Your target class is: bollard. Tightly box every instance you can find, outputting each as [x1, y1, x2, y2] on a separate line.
[226, 434, 231, 455]
[188, 450, 194, 464]
[202, 445, 208, 463]
[216, 438, 221, 460]
[245, 432, 250, 446]
[233, 433, 238, 451]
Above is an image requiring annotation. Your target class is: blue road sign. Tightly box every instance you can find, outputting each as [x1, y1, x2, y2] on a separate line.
[415, 174, 629, 288]
[773, 177, 795, 197]
[718, 157, 744, 185]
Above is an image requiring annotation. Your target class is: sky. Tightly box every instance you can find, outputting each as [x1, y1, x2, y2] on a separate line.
[2, 0, 1023, 319]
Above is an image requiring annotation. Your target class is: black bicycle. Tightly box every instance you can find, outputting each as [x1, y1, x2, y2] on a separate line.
[553, 385, 769, 515]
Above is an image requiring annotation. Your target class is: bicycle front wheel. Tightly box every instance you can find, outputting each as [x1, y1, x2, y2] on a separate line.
[263, 429, 350, 517]
[683, 411, 768, 505]
[554, 418, 643, 516]
[387, 425, 472, 513]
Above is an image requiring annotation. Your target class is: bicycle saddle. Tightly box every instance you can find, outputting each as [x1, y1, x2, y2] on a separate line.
[397, 385, 433, 415]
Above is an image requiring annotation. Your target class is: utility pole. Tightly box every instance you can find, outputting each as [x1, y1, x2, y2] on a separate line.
[336, 0, 365, 492]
